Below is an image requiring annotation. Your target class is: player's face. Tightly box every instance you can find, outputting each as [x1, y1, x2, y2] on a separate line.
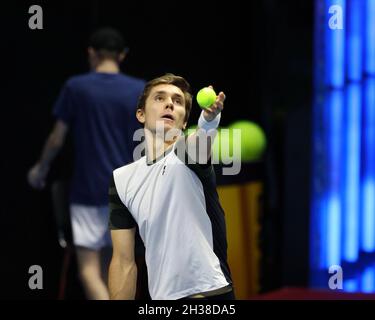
[138, 84, 187, 133]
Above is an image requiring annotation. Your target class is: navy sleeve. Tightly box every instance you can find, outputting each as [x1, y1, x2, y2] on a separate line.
[108, 174, 137, 230]
[174, 136, 214, 180]
[53, 81, 75, 126]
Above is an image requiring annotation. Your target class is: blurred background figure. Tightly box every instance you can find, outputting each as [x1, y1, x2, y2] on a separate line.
[27, 27, 146, 300]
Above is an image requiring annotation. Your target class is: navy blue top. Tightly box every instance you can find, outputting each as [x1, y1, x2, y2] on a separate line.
[53, 72, 145, 205]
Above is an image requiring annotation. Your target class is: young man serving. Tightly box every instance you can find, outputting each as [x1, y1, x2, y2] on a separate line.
[108, 74, 234, 300]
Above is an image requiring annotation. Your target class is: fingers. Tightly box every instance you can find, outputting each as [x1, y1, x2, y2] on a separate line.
[28, 176, 43, 189]
[201, 85, 225, 120]
[34, 180, 46, 190]
[218, 91, 226, 102]
[207, 85, 225, 103]
[27, 168, 46, 190]
[27, 170, 36, 188]
[215, 92, 225, 109]
[207, 93, 225, 114]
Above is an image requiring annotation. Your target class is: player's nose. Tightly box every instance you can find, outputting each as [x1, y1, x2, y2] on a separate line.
[165, 97, 174, 110]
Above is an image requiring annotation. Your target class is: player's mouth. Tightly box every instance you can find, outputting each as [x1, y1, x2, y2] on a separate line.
[161, 113, 175, 122]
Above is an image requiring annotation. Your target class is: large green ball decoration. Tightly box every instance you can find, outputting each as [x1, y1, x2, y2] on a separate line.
[217, 128, 233, 164]
[228, 120, 266, 162]
[184, 125, 197, 136]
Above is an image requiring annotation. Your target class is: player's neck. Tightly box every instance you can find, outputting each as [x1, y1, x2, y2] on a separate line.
[144, 130, 176, 162]
[95, 60, 120, 74]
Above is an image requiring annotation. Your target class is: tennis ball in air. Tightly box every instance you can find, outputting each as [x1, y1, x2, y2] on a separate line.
[196, 87, 217, 109]
[229, 120, 266, 162]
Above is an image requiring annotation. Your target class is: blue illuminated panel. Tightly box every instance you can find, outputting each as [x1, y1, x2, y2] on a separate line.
[312, 0, 375, 293]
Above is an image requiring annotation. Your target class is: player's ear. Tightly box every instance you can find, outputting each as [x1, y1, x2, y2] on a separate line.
[136, 108, 146, 124]
[118, 48, 128, 63]
[182, 122, 187, 131]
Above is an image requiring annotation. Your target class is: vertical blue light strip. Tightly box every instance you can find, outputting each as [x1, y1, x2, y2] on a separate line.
[362, 179, 375, 251]
[362, 78, 375, 251]
[325, 90, 344, 267]
[347, 0, 363, 81]
[365, 0, 375, 74]
[343, 84, 361, 262]
[326, 0, 346, 87]
[361, 266, 375, 293]
[326, 195, 341, 266]
[323, 0, 346, 269]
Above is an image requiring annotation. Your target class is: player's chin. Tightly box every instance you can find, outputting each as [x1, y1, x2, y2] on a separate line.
[164, 124, 183, 133]
[164, 126, 183, 142]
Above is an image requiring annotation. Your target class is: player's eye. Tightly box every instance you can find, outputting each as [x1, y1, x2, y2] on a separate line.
[155, 95, 164, 102]
[174, 98, 182, 105]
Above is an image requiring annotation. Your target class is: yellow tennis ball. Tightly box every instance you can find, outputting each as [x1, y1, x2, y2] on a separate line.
[196, 87, 217, 109]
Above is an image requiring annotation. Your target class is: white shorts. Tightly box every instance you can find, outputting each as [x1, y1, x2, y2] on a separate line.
[70, 204, 112, 250]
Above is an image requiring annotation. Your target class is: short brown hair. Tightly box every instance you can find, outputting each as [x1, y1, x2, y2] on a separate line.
[137, 73, 193, 122]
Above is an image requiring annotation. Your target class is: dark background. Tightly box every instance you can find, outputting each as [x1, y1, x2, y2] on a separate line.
[2, 0, 313, 299]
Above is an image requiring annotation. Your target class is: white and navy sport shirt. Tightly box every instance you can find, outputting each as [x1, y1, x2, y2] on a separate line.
[109, 138, 233, 300]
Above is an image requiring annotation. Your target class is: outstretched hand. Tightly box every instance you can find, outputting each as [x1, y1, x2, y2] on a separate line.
[27, 163, 48, 190]
[202, 85, 225, 122]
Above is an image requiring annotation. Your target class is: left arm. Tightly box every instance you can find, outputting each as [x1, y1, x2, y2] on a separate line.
[27, 120, 69, 189]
